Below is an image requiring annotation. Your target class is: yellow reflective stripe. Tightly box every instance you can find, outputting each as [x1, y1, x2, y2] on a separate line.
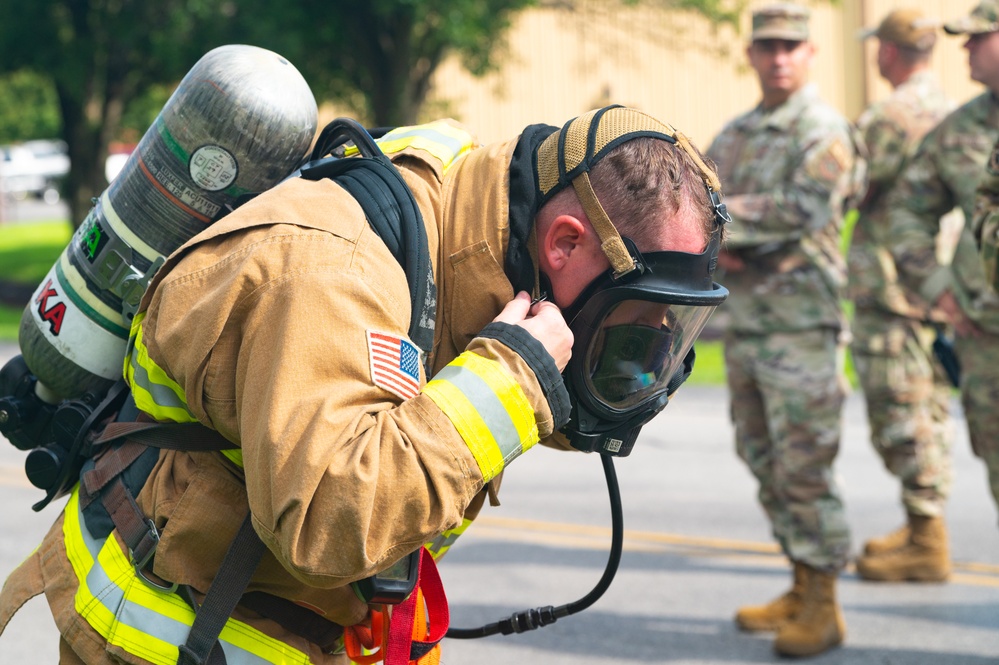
[425, 518, 473, 560]
[344, 120, 475, 174]
[222, 449, 244, 468]
[63, 487, 311, 664]
[424, 376, 503, 478]
[445, 352, 538, 448]
[124, 313, 243, 468]
[124, 311, 196, 423]
[422, 352, 538, 483]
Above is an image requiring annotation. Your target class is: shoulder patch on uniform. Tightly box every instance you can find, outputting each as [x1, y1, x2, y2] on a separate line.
[807, 137, 851, 182]
[367, 330, 421, 400]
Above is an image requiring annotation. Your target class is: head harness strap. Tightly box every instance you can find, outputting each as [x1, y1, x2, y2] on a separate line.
[534, 106, 727, 279]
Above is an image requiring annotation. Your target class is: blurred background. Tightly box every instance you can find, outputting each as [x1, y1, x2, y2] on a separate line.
[0, 0, 985, 228]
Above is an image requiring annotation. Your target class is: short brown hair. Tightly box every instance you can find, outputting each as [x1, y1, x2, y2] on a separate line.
[588, 137, 718, 250]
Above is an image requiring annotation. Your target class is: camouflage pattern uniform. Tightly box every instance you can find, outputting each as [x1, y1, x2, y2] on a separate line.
[974, 136, 999, 288]
[888, 91, 999, 512]
[850, 70, 955, 519]
[708, 83, 862, 572]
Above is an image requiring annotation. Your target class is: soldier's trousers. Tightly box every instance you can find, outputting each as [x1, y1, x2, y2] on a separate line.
[851, 311, 954, 518]
[725, 328, 851, 572]
[955, 330, 999, 516]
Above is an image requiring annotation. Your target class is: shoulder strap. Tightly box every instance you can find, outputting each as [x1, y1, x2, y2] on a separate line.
[300, 119, 436, 367]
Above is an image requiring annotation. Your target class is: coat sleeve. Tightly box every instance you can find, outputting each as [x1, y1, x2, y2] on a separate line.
[143, 222, 561, 590]
[886, 132, 958, 304]
[857, 109, 907, 206]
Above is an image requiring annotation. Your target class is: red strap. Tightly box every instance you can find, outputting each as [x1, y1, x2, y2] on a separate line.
[385, 548, 449, 664]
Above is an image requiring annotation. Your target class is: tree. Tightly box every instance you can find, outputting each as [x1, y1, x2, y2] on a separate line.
[228, 0, 537, 127]
[0, 0, 234, 225]
[0, 0, 752, 225]
[0, 71, 61, 142]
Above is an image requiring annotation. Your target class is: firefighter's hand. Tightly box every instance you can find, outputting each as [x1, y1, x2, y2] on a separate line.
[493, 291, 573, 371]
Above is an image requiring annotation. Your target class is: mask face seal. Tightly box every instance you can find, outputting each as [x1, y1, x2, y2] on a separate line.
[560, 237, 727, 456]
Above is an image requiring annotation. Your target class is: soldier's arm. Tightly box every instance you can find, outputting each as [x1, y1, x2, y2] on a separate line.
[886, 135, 957, 304]
[856, 112, 907, 213]
[722, 129, 855, 248]
[972, 136, 999, 242]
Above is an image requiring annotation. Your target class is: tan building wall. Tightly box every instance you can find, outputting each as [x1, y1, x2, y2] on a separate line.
[428, 0, 987, 149]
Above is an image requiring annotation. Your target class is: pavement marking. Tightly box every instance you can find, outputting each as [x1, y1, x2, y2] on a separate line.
[5, 464, 996, 587]
[471, 515, 999, 588]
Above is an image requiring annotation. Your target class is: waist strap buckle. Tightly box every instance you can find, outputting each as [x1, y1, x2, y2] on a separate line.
[129, 519, 178, 593]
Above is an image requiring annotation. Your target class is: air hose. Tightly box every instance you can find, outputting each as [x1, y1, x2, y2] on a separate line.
[446, 454, 623, 639]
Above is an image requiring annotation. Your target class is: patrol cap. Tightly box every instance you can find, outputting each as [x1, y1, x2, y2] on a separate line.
[751, 3, 811, 42]
[858, 8, 939, 51]
[944, 0, 999, 35]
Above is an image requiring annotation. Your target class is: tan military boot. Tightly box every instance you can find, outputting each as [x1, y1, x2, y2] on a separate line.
[855, 514, 950, 582]
[773, 565, 845, 658]
[735, 562, 806, 632]
[862, 522, 910, 556]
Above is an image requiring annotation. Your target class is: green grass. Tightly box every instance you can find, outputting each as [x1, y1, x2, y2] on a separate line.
[0, 220, 72, 339]
[686, 340, 725, 385]
[688, 338, 859, 388]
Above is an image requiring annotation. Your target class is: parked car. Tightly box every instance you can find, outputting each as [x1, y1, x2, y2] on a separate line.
[0, 139, 70, 203]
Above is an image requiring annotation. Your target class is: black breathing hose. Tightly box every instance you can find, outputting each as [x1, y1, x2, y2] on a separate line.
[445, 454, 624, 639]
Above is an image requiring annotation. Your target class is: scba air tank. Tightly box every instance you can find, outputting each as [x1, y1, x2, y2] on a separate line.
[18, 44, 318, 402]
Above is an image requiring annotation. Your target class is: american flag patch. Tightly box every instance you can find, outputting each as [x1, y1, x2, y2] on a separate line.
[367, 330, 422, 400]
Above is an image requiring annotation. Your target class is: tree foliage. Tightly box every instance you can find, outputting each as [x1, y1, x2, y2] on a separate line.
[0, 0, 756, 226]
[0, 0, 234, 224]
[0, 71, 61, 142]
[226, 0, 537, 127]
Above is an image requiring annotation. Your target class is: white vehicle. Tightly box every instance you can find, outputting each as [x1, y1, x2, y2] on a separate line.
[0, 139, 70, 203]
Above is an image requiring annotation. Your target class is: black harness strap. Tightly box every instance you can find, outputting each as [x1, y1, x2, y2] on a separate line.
[239, 592, 344, 653]
[86, 420, 347, 663]
[299, 118, 437, 368]
[177, 514, 267, 665]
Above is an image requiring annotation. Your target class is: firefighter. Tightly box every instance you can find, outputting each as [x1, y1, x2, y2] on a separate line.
[1, 106, 728, 664]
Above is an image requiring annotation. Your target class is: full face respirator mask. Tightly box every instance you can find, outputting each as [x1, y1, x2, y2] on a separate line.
[532, 106, 730, 457]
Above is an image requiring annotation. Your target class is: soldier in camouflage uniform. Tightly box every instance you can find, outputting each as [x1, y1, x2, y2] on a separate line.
[706, 3, 863, 658]
[849, 8, 957, 584]
[888, 0, 999, 526]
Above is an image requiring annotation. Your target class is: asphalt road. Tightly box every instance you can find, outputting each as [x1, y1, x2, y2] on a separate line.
[0, 194, 69, 223]
[0, 340, 997, 664]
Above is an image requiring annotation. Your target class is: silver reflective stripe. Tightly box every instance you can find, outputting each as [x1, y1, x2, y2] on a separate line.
[127, 351, 194, 414]
[432, 363, 523, 462]
[427, 531, 459, 557]
[75, 499, 278, 665]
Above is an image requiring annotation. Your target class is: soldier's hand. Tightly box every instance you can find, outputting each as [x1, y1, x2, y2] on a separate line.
[493, 291, 573, 371]
[717, 249, 746, 272]
[936, 290, 982, 338]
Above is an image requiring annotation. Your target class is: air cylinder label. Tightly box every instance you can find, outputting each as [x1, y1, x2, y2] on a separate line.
[189, 145, 238, 192]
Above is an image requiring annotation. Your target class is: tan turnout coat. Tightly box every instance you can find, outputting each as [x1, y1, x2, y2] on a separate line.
[0, 129, 566, 663]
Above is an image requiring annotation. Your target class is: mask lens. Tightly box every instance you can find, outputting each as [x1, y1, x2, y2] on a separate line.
[584, 300, 715, 410]
[589, 324, 672, 403]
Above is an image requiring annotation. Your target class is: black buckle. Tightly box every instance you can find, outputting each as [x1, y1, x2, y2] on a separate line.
[130, 519, 178, 592]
